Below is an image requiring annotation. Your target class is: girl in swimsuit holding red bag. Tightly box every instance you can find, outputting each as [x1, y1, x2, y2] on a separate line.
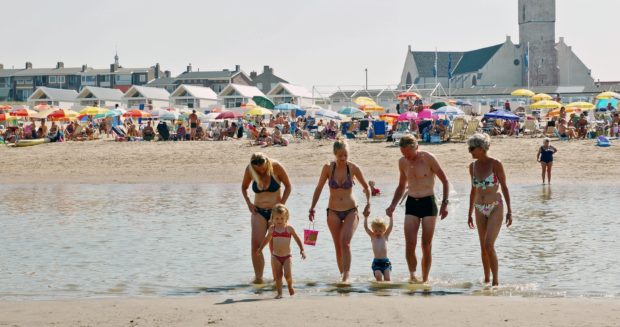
[257, 204, 306, 299]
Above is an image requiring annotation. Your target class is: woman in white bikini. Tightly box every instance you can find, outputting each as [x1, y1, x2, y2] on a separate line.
[467, 133, 513, 286]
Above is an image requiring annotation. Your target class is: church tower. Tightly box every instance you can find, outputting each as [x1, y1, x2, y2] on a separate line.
[518, 0, 559, 86]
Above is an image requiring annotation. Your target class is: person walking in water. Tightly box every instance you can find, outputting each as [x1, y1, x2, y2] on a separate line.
[467, 133, 513, 286]
[241, 153, 292, 284]
[537, 138, 557, 184]
[309, 137, 371, 283]
[386, 135, 450, 283]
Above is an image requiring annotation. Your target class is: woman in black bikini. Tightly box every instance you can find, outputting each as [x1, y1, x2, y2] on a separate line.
[309, 137, 371, 282]
[241, 152, 292, 284]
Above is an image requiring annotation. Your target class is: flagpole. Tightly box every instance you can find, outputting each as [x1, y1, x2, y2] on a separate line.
[434, 48, 438, 86]
[527, 42, 530, 89]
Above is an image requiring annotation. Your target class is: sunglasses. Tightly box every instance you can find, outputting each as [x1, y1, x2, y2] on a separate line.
[251, 158, 266, 166]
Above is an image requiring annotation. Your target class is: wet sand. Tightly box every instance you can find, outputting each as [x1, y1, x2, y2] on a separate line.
[0, 295, 618, 327]
[1, 137, 618, 185]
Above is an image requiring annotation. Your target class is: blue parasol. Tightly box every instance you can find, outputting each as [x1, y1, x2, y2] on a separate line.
[483, 109, 520, 121]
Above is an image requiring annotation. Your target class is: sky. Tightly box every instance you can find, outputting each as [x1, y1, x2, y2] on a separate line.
[1, 0, 618, 89]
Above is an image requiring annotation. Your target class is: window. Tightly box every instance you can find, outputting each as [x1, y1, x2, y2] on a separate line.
[139, 75, 146, 82]
[49, 76, 57, 83]
[256, 82, 263, 90]
[270, 83, 277, 91]
[58, 76, 65, 83]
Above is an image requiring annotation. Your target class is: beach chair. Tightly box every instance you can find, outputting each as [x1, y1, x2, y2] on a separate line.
[372, 120, 386, 141]
[462, 118, 480, 140]
[543, 126, 556, 138]
[111, 125, 128, 141]
[523, 120, 541, 137]
[448, 117, 466, 141]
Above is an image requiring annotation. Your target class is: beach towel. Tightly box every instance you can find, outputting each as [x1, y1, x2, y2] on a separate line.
[596, 136, 611, 147]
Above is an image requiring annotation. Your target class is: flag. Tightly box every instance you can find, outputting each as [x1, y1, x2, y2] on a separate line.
[433, 49, 438, 78]
[448, 53, 453, 79]
[524, 42, 529, 69]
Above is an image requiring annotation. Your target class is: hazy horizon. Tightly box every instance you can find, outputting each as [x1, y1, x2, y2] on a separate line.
[1, 0, 618, 88]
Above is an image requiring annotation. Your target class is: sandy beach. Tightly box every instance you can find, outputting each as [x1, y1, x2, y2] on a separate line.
[0, 295, 618, 327]
[1, 137, 618, 185]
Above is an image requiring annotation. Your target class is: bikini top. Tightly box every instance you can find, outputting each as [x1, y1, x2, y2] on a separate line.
[472, 162, 498, 190]
[328, 162, 354, 189]
[272, 227, 291, 239]
[252, 174, 281, 193]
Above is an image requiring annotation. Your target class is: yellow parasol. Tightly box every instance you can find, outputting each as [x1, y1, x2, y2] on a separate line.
[245, 107, 273, 116]
[80, 106, 108, 115]
[511, 89, 535, 97]
[595, 91, 620, 99]
[532, 93, 553, 102]
[354, 97, 377, 107]
[530, 100, 562, 109]
[565, 102, 595, 110]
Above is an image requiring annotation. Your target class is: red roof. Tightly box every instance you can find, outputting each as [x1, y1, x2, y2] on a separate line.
[114, 85, 132, 93]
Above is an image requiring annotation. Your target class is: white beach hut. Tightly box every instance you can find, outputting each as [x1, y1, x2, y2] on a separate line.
[219, 83, 265, 109]
[170, 85, 219, 110]
[76, 86, 124, 108]
[122, 85, 170, 110]
[267, 83, 317, 107]
[27, 87, 78, 108]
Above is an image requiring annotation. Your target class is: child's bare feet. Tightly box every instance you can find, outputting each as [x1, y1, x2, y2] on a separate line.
[252, 277, 264, 285]
[288, 285, 295, 296]
[409, 273, 420, 284]
[275, 293, 283, 299]
[341, 271, 350, 283]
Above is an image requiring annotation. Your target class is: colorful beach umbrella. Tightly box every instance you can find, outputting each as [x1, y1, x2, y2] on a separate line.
[338, 107, 364, 117]
[80, 106, 108, 115]
[416, 109, 437, 120]
[511, 89, 535, 97]
[532, 93, 553, 102]
[157, 110, 181, 120]
[33, 103, 52, 111]
[0, 104, 13, 111]
[595, 91, 620, 99]
[123, 109, 152, 118]
[565, 102, 595, 110]
[530, 100, 562, 109]
[484, 109, 520, 121]
[0, 113, 18, 121]
[215, 111, 241, 119]
[9, 108, 37, 117]
[430, 102, 448, 110]
[397, 92, 421, 100]
[315, 109, 341, 120]
[245, 107, 273, 116]
[397, 112, 418, 121]
[48, 109, 79, 120]
[354, 97, 376, 107]
[546, 107, 581, 118]
[252, 96, 275, 109]
[435, 106, 465, 116]
[361, 104, 385, 113]
[274, 103, 301, 111]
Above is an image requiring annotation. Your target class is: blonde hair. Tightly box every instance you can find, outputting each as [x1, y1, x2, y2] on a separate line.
[370, 218, 386, 231]
[248, 153, 276, 189]
[271, 203, 290, 222]
[333, 137, 348, 154]
[399, 135, 418, 148]
[467, 133, 491, 151]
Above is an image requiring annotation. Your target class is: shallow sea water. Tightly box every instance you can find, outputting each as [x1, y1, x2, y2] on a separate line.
[0, 183, 618, 299]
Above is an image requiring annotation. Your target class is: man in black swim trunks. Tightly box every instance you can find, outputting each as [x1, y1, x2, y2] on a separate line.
[386, 135, 449, 283]
[189, 110, 198, 140]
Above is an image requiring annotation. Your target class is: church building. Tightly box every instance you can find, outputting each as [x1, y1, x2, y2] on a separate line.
[400, 0, 594, 89]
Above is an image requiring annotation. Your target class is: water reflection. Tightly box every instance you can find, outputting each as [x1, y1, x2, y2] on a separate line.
[0, 183, 618, 299]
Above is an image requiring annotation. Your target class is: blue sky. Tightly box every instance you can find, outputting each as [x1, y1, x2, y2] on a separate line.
[1, 0, 617, 88]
